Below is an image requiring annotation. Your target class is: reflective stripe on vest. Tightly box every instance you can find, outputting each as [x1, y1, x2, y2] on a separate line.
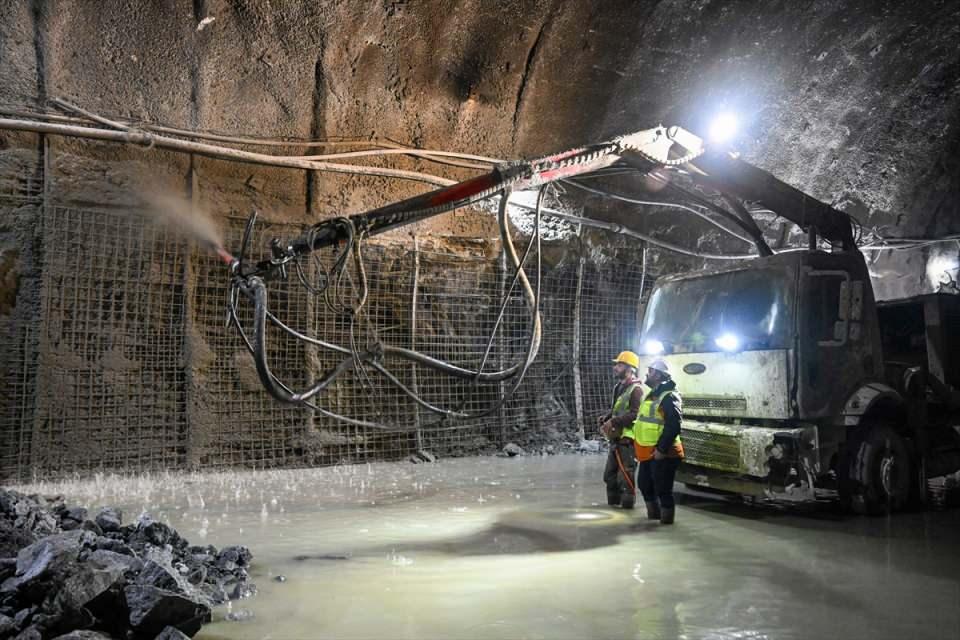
[632, 391, 682, 447]
[612, 382, 640, 440]
[611, 383, 639, 417]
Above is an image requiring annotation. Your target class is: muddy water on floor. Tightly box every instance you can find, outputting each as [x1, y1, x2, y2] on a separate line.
[16, 455, 960, 639]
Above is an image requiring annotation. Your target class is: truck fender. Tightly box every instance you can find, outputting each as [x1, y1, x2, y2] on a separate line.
[835, 383, 904, 427]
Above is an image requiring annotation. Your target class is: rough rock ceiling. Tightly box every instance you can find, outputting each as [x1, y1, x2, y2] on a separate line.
[1, 0, 959, 296]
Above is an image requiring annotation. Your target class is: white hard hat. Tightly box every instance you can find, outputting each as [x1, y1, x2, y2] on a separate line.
[648, 358, 670, 376]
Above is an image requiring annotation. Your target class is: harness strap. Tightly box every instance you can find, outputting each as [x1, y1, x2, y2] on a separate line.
[614, 446, 636, 494]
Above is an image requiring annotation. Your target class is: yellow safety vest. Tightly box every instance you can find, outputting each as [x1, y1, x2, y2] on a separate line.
[632, 390, 683, 452]
[611, 382, 640, 440]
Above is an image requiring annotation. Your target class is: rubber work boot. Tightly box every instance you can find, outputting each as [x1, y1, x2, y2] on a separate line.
[644, 501, 661, 521]
[607, 489, 620, 507]
[660, 507, 675, 525]
[620, 493, 636, 510]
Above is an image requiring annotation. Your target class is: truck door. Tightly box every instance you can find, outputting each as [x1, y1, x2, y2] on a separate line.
[800, 268, 864, 416]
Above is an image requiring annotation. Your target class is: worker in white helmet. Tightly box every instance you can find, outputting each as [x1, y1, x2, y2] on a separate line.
[631, 358, 685, 524]
[598, 351, 645, 509]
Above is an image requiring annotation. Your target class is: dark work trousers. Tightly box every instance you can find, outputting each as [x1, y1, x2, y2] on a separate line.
[637, 457, 682, 508]
[603, 438, 638, 502]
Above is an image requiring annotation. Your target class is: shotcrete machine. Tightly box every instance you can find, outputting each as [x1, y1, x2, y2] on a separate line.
[228, 126, 960, 514]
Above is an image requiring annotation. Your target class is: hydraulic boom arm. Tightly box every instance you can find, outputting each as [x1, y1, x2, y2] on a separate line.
[689, 149, 856, 250]
[236, 125, 702, 280]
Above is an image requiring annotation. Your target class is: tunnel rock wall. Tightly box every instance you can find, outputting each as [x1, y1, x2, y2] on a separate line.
[1, 0, 959, 477]
[0, 189, 653, 478]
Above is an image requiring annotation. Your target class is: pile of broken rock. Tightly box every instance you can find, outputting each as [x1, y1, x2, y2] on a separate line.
[0, 488, 255, 639]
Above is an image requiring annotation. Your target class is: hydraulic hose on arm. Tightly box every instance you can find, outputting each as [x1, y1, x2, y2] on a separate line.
[364, 187, 544, 419]
[233, 275, 367, 404]
[230, 187, 543, 415]
[379, 188, 546, 419]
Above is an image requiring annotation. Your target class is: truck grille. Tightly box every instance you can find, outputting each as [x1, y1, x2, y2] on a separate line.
[684, 396, 748, 413]
[681, 428, 741, 472]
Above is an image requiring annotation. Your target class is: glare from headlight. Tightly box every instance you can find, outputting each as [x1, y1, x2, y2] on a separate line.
[715, 333, 740, 352]
[643, 339, 664, 355]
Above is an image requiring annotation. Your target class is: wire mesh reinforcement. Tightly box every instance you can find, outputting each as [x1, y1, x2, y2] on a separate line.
[29, 207, 189, 475]
[0, 160, 42, 479]
[0, 204, 660, 480]
[0, 149, 42, 206]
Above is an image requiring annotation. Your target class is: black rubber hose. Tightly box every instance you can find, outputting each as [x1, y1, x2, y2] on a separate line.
[368, 361, 471, 418]
[242, 276, 358, 404]
[453, 187, 543, 419]
[239, 221, 530, 384]
[721, 193, 774, 256]
[382, 346, 521, 381]
[230, 183, 546, 416]
[356, 189, 543, 420]
[229, 291, 415, 430]
[378, 197, 544, 384]
[235, 281, 472, 419]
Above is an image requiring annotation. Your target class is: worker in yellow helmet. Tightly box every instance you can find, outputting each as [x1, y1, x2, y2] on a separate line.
[598, 351, 645, 509]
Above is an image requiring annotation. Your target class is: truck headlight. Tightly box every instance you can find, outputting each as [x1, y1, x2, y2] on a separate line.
[715, 333, 741, 352]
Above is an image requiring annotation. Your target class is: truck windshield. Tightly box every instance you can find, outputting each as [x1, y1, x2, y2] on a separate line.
[641, 267, 794, 353]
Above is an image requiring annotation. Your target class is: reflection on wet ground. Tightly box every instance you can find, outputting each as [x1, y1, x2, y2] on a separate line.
[14, 455, 960, 639]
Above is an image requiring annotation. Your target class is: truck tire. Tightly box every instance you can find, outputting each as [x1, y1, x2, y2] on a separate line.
[844, 424, 911, 515]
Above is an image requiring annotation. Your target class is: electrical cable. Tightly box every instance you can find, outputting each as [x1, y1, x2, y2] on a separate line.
[860, 234, 960, 251]
[508, 201, 761, 260]
[0, 116, 458, 187]
[6, 102, 499, 170]
[564, 178, 756, 245]
[253, 252, 528, 383]
[648, 171, 772, 252]
[337, 187, 543, 419]
[448, 186, 548, 415]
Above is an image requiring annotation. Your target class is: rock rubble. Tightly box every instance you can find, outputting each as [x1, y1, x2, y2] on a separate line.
[0, 489, 255, 639]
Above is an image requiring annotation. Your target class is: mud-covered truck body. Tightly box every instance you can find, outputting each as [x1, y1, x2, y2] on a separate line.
[639, 248, 960, 513]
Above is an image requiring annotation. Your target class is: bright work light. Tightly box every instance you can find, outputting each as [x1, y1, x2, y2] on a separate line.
[715, 333, 741, 352]
[708, 112, 738, 143]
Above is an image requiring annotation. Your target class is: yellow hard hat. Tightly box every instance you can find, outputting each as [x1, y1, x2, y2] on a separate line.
[612, 351, 640, 369]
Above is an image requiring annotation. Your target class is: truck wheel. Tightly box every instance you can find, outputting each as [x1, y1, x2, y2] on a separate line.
[844, 424, 911, 515]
